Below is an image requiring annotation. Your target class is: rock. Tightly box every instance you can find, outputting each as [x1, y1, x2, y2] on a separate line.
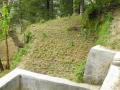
[84, 45, 116, 84]
[100, 53, 120, 90]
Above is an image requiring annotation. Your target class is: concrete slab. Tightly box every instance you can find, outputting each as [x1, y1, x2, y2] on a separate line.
[0, 68, 100, 90]
[84, 45, 117, 84]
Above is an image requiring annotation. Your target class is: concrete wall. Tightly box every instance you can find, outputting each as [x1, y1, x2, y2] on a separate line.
[20, 69, 99, 90]
[84, 45, 117, 84]
[100, 53, 120, 90]
[0, 76, 20, 90]
[0, 68, 100, 90]
[1, 45, 119, 90]
[21, 75, 86, 90]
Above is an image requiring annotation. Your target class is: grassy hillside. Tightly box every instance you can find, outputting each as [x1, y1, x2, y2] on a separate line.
[96, 8, 120, 50]
[19, 15, 96, 81]
[19, 8, 120, 82]
[105, 9, 120, 50]
[0, 8, 120, 82]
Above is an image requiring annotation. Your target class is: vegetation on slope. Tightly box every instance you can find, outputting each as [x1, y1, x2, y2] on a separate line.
[0, 0, 120, 83]
[19, 15, 96, 81]
[105, 8, 120, 50]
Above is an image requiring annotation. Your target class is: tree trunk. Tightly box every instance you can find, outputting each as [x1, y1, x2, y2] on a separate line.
[9, 26, 24, 48]
[73, 0, 80, 14]
[46, 0, 50, 19]
[5, 32, 10, 69]
[80, 0, 84, 15]
[0, 59, 4, 71]
[50, 0, 54, 18]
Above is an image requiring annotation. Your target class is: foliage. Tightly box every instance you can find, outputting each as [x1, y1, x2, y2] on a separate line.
[81, 0, 120, 28]
[19, 0, 80, 22]
[16, 15, 95, 81]
[59, 0, 73, 16]
[75, 60, 86, 82]
[73, 0, 81, 14]
[0, 43, 31, 77]
[96, 13, 112, 45]
[1, 2, 11, 69]
[24, 31, 33, 44]
[2, 3, 10, 35]
[20, 0, 54, 22]
[11, 44, 30, 69]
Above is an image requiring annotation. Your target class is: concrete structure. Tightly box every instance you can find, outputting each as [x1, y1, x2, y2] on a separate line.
[100, 53, 120, 90]
[84, 45, 117, 84]
[0, 68, 100, 90]
[0, 45, 120, 90]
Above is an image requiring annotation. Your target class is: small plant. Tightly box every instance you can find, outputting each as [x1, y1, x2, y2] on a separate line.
[96, 13, 112, 45]
[69, 41, 75, 47]
[11, 45, 30, 69]
[42, 32, 48, 38]
[24, 32, 33, 44]
[75, 60, 86, 82]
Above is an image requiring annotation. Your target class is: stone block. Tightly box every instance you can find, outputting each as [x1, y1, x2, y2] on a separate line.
[100, 53, 120, 90]
[84, 45, 116, 84]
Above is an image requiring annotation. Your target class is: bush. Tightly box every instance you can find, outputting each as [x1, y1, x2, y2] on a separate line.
[80, 0, 119, 36]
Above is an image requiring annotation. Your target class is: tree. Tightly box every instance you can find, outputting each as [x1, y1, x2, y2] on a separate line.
[2, 0, 10, 69]
[80, 0, 85, 15]
[73, 0, 85, 14]
[46, 0, 54, 19]
[20, 0, 55, 22]
[60, 0, 73, 16]
[0, 59, 4, 71]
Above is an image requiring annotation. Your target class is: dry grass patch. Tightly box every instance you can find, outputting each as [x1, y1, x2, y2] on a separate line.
[19, 16, 96, 81]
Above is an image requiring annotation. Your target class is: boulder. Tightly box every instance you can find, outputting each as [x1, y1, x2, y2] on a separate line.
[100, 53, 120, 90]
[84, 45, 116, 84]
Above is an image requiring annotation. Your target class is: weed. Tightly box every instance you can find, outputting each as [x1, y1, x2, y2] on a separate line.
[96, 13, 112, 45]
[11, 44, 30, 69]
[42, 32, 48, 38]
[24, 32, 33, 44]
[75, 60, 86, 82]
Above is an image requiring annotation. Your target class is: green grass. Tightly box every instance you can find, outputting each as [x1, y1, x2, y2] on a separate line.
[96, 13, 113, 45]
[11, 44, 30, 69]
[75, 60, 86, 82]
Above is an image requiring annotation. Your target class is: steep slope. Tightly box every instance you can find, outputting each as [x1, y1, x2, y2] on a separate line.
[19, 16, 96, 81]
[107, 8, 120, 50]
